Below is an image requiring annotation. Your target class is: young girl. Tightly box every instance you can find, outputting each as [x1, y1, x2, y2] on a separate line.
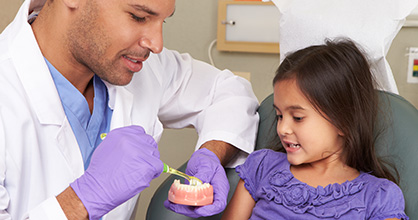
[221, 39, 407, 220]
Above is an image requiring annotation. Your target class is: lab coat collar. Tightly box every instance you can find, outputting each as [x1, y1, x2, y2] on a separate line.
[10, 0, 65, 126]
[6, 0, 86, 176]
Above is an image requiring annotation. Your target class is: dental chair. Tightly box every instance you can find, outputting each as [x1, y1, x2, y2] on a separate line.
[146, 90, 418, 219]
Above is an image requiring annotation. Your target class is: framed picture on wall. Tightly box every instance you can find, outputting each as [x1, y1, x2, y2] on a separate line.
[216, 0, 280, 53]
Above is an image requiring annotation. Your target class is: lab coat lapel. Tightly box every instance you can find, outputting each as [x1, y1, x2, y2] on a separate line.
[10, 2, 65, 126]
[9, 6, 84, 176]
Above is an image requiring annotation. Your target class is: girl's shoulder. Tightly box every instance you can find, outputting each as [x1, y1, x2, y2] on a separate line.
[360, 172, 405, 203]
[236, 149, 289, 183]
[358, 173, 407, 218]
[244, 149, 288, 168]
[236, 149, 290, 200]
[359, 172, 402, 193]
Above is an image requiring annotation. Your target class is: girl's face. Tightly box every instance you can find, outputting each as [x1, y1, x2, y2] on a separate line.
[273, 79, 345, 167]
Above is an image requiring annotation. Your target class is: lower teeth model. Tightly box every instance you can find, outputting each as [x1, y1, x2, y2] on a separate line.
[168, 179, 214, 206]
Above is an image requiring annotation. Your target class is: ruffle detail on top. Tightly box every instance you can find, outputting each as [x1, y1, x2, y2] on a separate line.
[262, 170, 367, 218]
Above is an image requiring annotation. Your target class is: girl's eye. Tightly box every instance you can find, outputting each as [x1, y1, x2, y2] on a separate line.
[293, 116, 303, 121]
[131, 13, 146, 23]
[276, 114, 283, 121]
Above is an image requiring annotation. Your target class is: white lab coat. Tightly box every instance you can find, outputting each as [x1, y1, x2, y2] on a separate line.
[0, 0, 259, 219]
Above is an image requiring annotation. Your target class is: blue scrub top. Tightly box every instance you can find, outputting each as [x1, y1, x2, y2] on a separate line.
[45, 58, 113, 170]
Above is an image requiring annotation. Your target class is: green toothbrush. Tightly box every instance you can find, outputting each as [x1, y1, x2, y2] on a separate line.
[163, 163, 203, 186]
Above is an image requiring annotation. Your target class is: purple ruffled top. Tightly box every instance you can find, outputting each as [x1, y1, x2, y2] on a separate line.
[236, 149, 408, 220]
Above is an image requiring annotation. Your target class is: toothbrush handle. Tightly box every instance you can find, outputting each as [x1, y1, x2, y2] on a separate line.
[163, 163, 190, 181]
[163, 163, 203, 185]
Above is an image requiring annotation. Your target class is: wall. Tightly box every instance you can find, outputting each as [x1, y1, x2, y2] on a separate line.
[0, 0, 22, 30]
[388, 27, 418, 107]
[161, 1, 280, 103]
[1, 1, 417, 220]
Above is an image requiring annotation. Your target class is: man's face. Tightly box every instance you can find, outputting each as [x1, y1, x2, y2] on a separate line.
[67, 0, 175, 85]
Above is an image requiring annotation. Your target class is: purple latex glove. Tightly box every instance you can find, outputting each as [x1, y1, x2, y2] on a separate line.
[164, 148, 229, 217]
[70, 125, 163, 220]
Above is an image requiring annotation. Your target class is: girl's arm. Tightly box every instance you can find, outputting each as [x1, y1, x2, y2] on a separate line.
[221, 179, 255, 220]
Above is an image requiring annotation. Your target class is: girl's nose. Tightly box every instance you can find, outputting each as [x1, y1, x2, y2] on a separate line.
[277, 118, 293, 136]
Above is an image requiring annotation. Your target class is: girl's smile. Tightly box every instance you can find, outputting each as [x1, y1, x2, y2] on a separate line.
[282, 140, 302, 153]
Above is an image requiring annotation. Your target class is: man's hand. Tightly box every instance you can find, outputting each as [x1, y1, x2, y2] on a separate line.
[164, 140, 238, 217]
[68, 125, 163, 219]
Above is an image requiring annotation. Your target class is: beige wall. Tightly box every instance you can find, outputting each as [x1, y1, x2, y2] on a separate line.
[388, 27, 418, 107]
[1, 1, 417, 220]
[0, 0, 22, 31]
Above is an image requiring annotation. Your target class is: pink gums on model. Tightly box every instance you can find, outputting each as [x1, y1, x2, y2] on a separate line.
[168, 179, 214, 206]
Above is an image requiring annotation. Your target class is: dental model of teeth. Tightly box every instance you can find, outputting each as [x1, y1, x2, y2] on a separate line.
[168, 179, 214, 206]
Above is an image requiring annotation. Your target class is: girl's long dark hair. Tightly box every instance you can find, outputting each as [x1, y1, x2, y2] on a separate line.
[272, 39, 398, 184]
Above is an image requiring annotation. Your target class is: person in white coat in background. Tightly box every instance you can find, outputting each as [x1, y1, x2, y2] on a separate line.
[0, 0, 259, 219]
[271, 0, 418, 94]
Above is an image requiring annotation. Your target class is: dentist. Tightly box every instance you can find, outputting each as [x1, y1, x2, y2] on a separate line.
[0, 0, 259, 219]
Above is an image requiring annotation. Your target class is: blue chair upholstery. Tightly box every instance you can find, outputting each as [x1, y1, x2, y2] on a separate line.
[146, 91, 418, 219]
